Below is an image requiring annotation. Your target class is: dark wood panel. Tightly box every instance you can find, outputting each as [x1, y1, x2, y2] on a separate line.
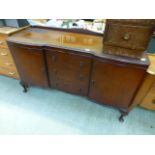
[46, 49, 92, 96]
[103, 19, 155, 58]
[104, 23, 152, 50]
[8, 43, 49, 88]
[89, 59, 146, 110]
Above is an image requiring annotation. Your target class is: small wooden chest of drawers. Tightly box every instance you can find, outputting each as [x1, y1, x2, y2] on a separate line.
[0, 27, 27, 79]
[131, 54, 155, 110]
[103, 20, 155, 58]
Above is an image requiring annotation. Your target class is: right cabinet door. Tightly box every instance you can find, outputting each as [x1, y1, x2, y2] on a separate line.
[89, 59, 146, 110]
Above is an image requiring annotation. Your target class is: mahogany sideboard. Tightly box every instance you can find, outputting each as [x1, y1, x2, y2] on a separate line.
[7, 26, 150, 122]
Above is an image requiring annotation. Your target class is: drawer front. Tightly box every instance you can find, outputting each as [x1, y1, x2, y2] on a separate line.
[0, 34, 8, 49]
[140, 82, 155, 110]
[0, 66, 19, 79]
[0, 56, 16, 70]
[46, 49, 92, 96]
[0, 35, 7, 41]
[0, 40, 8, 49]
[0, 48, 11, 57]
[104, 23, 153, 50]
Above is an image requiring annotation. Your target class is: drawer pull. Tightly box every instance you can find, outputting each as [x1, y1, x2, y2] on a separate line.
[5, 62, 12, 66]
[0, 52, 8, 56]
[8, 71, 16, 75]
[123, 33, 130, 40]
[0, 41, 4, 45]
[152, 99, 155, 104]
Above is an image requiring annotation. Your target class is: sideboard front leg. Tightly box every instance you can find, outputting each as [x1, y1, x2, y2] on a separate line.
[119, 110, 128, 122]
[20, 81, 29, 93]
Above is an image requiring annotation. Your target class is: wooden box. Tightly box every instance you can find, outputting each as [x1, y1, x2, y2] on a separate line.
[103, 19, 155, 58]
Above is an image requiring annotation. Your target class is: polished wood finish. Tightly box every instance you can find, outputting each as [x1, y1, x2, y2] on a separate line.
[140, 80, 155, 110]
[7, 27, 103, 53]
[0, 26, 29, 79]
[132, 54, 155, 110]
[103, 19, 155, 58]
[89, 58, 146, 110]
[46, 48, 92, 96]
[8, 43, 48, 88]
[7, 25, 149, 118]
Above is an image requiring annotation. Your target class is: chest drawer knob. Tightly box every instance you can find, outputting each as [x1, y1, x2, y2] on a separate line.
[9, 71, 16, 75]
[123, 33, 130, 40]
[0, 52, 8, 56]
[0, 41, 4, 45]
[5, 62, 12, 66]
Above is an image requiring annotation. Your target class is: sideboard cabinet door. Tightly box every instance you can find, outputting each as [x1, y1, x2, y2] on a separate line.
[89, 59, 146, 110]
[8, 44, 48, 88]
[46, 49, 92, 96]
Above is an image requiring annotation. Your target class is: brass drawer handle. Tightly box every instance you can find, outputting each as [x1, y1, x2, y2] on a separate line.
[5, 62, 12, 66]
[0, 41, 4, 45]
[123, 33, 130, 40]
[8, 71, 16, 75]
[0, 52, 8, 56]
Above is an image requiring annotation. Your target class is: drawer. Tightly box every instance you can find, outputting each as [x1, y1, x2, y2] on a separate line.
[0, 48, 12, 58]
[46, 49, 92, 96]
[0, 57, 16, 70]
[0, 40, 8, 49]
[0, 66, 19, 79]
[140, 84, 155, 110]
[0, 35, 7, 41]
[104, 23, 153, 51]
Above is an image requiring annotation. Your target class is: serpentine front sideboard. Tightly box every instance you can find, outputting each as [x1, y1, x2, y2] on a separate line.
[7, 25, 150, 122]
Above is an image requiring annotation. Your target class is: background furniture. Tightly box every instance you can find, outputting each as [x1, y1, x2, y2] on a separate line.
[0, 27, 24, 79]
[103, 19, 155, 58]
[132, 54, 155, 110]
[0, 19, 30, 28]
[7, 26, 150, 121]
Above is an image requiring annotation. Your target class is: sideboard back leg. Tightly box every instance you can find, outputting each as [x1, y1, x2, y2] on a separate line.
[119, 110, 128, 122]
[20, 81, 29, 93]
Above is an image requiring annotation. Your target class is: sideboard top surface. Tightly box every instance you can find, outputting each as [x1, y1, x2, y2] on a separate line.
[7, 27, 103, 53]
[7, 26, 150, 66]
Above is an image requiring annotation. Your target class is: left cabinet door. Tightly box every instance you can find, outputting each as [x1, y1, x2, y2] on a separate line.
[8, 43, 49, 88]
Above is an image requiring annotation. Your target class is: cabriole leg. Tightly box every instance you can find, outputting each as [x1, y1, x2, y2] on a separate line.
[119, 110, 128, 122]
[20, 81, 28, 93]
